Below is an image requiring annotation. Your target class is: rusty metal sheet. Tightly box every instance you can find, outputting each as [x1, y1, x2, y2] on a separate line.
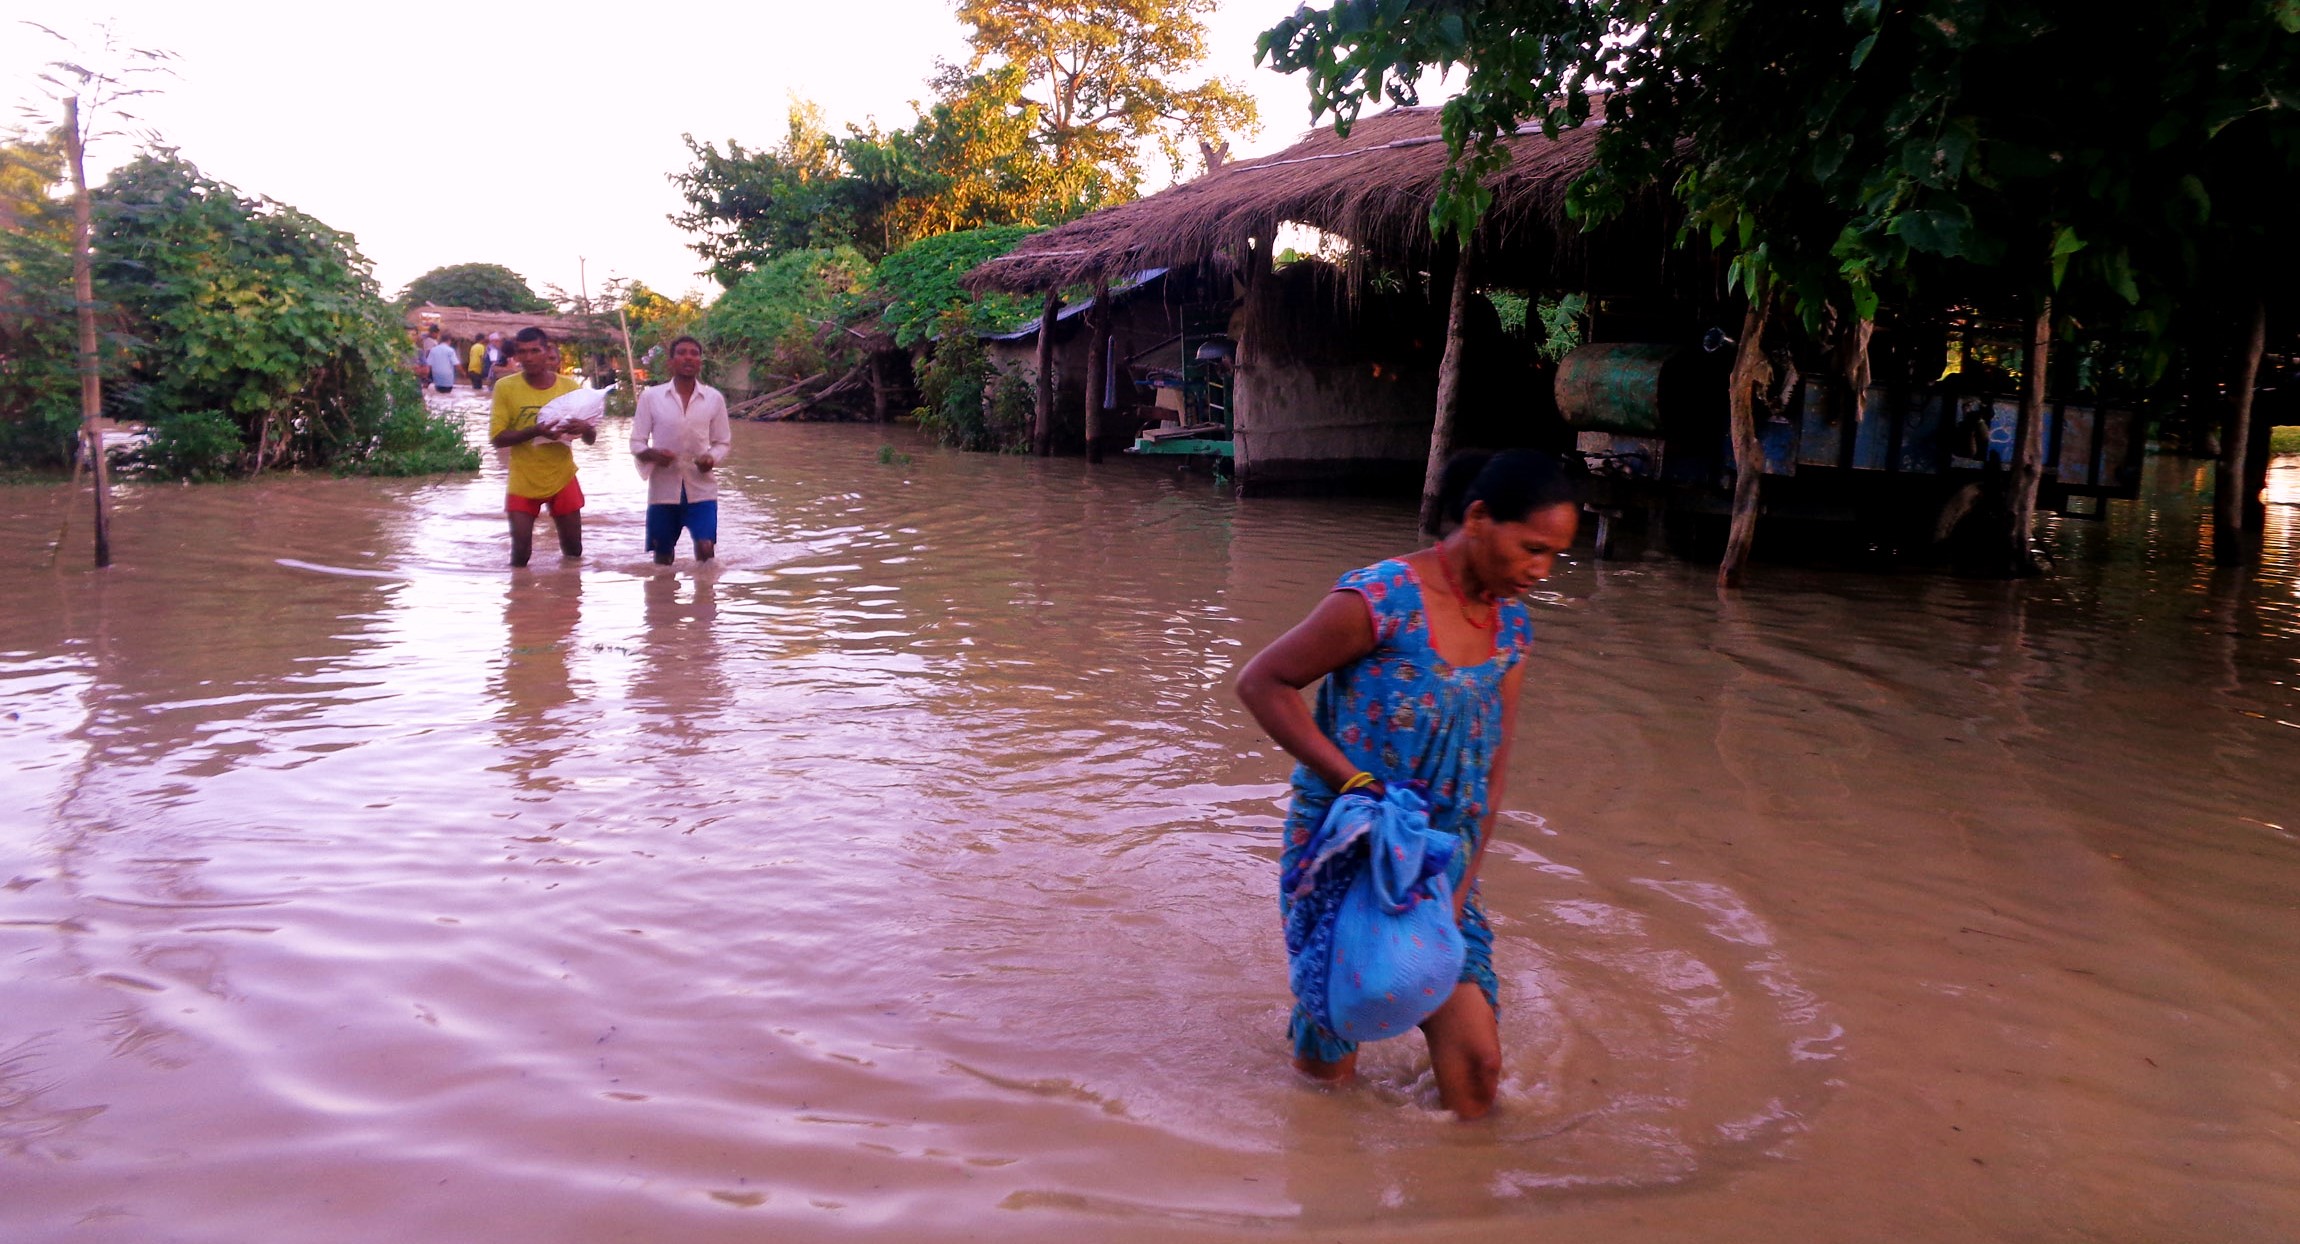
[2055, 403, 2097, 485]
[1796, 384, 1845, 467]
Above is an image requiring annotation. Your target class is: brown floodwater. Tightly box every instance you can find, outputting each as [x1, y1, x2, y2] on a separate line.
[3, 394, 2297, 1242]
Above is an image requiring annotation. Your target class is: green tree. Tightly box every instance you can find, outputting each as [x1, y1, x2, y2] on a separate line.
[1261, 0, 2300, 572]
[0, 135, 85, 467]
[94, 152, 474, 478]
[671, 2, 1259, 283]
[959, 0, 1257, 198]
[874, 66, 1086, 245]
[701, 245, 875, 385]
[396, 262, 550, 312]
[672, 101, 893, 284]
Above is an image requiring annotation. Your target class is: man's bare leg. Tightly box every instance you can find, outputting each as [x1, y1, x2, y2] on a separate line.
[695, 538, 715, 562]
[552, 510, 583, 559]
[507, 510, 537, 568]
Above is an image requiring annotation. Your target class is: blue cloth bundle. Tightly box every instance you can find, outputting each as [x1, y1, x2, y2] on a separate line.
[1282, 785, 1465, 1043]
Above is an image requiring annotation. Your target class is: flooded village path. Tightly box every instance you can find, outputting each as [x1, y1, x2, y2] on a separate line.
[3, 396, 2297, 1241]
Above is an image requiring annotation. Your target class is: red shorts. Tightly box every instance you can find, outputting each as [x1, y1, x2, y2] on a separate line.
[506, 477, 584, 516]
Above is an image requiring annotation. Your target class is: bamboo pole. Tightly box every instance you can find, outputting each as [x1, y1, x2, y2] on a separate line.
[616, 305, 641, 399]
[2008, 292, 2052, 575]
[1419, 236, 1476, 538]
[1719, 271, 1773, 590]
[63, 98, 110, 568]
[1083, 279, 1111, 464]
[2215, 297, 2268, 565]
[1033, 290, 1060, 456]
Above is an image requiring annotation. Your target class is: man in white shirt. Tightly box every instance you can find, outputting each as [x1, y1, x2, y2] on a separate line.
[630, 335, 733, 564]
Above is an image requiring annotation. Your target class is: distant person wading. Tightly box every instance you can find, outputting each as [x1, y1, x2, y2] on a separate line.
[426, 333, 459, 394]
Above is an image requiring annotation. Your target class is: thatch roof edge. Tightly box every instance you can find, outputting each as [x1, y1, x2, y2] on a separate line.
[966, 106, 1607, 294]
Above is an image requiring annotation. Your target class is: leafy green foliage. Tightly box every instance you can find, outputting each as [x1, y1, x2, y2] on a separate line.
[1260, 1, 2300, 361]
[396, 262, 550, 312]
[958, 0, 1257, 191]
[872, 225, 1040, 347]
[912, 308, 1034, 452]
[0, 136, 88, 468]
[671, 103, 902, 283]
[1534, 293, 1586, 363]
[672, 0, 1255, 286]
[133, 407, 238, 479]
[345, 399, 482, 476]
[701, 246, 874, 383]
[92, 152, 474, 477]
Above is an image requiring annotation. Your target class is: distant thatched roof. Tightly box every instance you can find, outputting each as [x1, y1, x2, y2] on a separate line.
[404, 303, 626, 345]
[967, 106, 1606, 293]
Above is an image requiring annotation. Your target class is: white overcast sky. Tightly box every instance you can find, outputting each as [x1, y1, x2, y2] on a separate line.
[1, 0, 1364, 303]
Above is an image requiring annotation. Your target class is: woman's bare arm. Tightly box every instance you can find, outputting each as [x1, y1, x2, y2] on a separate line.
[1234, 591, 1379, 790]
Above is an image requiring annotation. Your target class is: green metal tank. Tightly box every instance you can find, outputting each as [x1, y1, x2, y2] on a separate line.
[1553, 343, 1681, 436]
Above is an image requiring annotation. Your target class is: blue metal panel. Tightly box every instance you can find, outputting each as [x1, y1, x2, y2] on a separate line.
[1850, 387, 1895, 470]
[1760, 416, 1798, 475]
[1983, 398, 2020, 468]
[1897, 393, 1947, 474]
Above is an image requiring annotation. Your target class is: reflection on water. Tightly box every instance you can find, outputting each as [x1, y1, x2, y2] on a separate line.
[1, 404, 2296, 1242]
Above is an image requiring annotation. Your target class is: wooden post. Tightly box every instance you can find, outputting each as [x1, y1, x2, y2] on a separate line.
[2008, 293, 2053, 575]
[2215, 297, 2268, 565]
[1719, 270, 1773, 590]
[1419, 236, 1476, 538]
[63, 98, 110, 568]
[616, 305, 641, 399]
[1083, 279, 1111, 463]
[1033, 289, 1060, 457]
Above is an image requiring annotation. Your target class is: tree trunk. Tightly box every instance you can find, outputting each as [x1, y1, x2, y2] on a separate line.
[1083, 279, 1111, 464]
[64, 98, 110, 568]
[1419, 236, 1476, 538]
[1838, 316, 1874, 395]
[1718, 271, 1773, 590]
[1033, 289, 1060, 457]
[2243, 375, 2274, 535]
[2005, 293, 2053, 576]
[2215, 297, 2268, 565]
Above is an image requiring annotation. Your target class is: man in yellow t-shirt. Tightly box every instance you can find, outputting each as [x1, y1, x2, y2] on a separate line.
[489, 327, 594, 567]
[466, 337, 488, 389]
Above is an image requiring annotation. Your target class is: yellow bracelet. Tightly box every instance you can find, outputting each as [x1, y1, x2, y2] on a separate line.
[1338, 771, 1377, 795]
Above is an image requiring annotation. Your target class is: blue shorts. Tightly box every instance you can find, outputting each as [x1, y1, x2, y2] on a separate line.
[645, 498, 717, 554]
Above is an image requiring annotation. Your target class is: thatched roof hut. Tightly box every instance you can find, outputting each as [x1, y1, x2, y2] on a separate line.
[967, 106, 1606, 293]
[403, 303, 626, 347]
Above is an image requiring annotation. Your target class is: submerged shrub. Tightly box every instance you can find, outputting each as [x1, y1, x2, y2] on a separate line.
[92, 152, 470, 479]
[133, 408, 240, 480]
[342, 402, 481, 476]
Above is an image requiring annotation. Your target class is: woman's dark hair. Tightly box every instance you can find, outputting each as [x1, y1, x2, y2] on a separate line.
[1436, 448, 1576, 527]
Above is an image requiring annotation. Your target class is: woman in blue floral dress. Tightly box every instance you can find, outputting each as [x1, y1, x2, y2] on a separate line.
[1235, 450, 1578, 1120]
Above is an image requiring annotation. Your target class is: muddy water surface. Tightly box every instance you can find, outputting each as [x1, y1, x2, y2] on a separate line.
[3, 399, 2297, 1242]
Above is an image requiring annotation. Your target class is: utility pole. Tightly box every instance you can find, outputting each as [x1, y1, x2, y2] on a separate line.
[63, 97, 110, 568]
